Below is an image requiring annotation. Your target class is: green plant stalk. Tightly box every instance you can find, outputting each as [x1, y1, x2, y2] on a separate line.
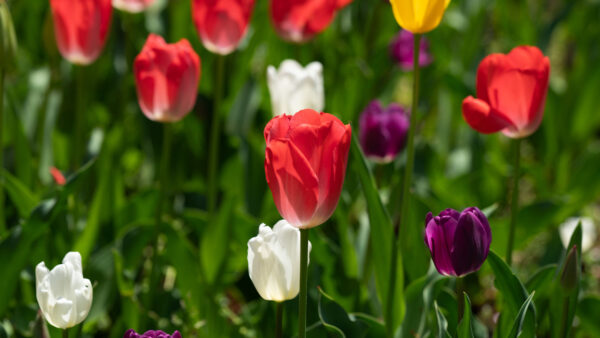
[276, 301, 283, 338]
[155, 123, 173, 232]
[207, 55, 225, 217]
[0, 68, 5, 234]
[298, 228, 309, 338]
[72, 66, 85, 170]
[63, 328, 68, 338]
[385, 33, 421, 338]
[506, 138, 522, 266]
[559, 295, 570, 337]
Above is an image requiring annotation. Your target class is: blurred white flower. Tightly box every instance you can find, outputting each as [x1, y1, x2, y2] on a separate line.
[36, 252, 93, 329]
[559, 217, 596, 252]
[267, 59, 324, 116]
[113, 0, 155, 13]
[247, 220, 312, 301]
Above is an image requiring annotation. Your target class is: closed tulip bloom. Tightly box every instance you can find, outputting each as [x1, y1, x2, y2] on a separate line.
[191, 0, 255, 55]
[389, 30, 433, 70]
[49, 0, 112, 65]
[462, 46, 550, 138]
[390, 0, 450, 34]
[113, 0, 155, 13]
[264, 109, 351, 228]
[134, 34, 201, 123]
[35, 252, 93, 329]
[424, 207, 492, 277]
[267, 60, 324, 116]
[123, 329, 182, 338]
[248, 220, 312, 301]
[270, 0, 350, 43]
[359, 101, 409, 162]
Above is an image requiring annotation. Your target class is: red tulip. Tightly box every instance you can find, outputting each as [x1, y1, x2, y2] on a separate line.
[270, 0, 351, 43]
[134, 34, 201, 123]
[191, 0, 255, 55]
[264, 109, 351, 228]
[49, 0, 113, 65]
[462, 46, 550, 138]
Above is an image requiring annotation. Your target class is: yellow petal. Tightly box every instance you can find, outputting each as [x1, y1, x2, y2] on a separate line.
[390, 0, 451, 34]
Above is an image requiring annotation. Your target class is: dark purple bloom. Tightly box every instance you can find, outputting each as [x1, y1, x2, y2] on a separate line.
[424, 207, 492, 277]
[124, 329, 182, 338]
[359, 100, 410, 162]
[389, 29, 433, 70]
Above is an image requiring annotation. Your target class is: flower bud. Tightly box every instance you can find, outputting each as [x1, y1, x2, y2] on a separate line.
[424, 207, 492, 277]
[248, 220, 312, 301]
[389, 30, 432, 71]
[559, 217, 596, 252]
[267, 60, 324, 116]
[390, 0, 451, 34]
[560, 245, 579, 294]
[35, 252, 93, 329]
[0, 0, 17, 69]
[123, 329, 182, 338]
[134, 34, 201, 123]
[359, 100, 409, 163]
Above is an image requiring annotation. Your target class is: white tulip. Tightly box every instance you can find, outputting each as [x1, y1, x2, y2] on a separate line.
[247, 220, 312, 302]
[559, 217, 596, 252]
[35, 252, 93, 329]
[267, 59, 324, 116]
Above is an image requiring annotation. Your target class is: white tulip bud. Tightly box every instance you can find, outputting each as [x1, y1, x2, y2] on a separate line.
[267, 59, 324, 116]
[35, 252, 93, 329]
[247, 220, 312, 302]
[559, 217, 596, 252]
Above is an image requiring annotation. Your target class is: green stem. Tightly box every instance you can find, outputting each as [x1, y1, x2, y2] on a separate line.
[72, 66, 85, 170]
[207, 55, 225, 217]
[0, 69, 5, 234]
[385, 33, 421, 338]
[63, 328, 68, 338]
[275, 301, 283, 338]
[506, 138, 522, 266]
[298, 228, 309, 338]
[155, 123, 173, 231]
[559, 296, 570, 337]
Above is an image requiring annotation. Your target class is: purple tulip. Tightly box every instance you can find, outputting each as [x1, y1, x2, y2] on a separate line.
[359, 100, 410, 163]
[389, 29, 433, 71]
[124, 330, 182, 338]
[424, 207, 492, 277]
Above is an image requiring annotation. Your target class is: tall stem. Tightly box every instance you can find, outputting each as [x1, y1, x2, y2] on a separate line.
[275, 302, 283, 338]
[155, 124, 173, 231]
[385, 33, 421, 338]
[559, 296, 570, 337]
[0, 69, 5, 234]
[298, 228, 309, 338]
[62, 328, 69, 338]
[72, 66, 85, 170]
[207, 55, 225, 217]
[506, 138, 521, 266]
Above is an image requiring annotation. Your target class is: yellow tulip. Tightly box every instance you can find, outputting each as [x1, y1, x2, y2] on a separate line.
[390, 0, 451, 34]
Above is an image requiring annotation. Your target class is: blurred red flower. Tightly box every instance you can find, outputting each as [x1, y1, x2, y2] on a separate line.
[49, 0, 112, 65]
[270, 0, 351, 43]
[134, 34, 201, 123]
[462, 46, 550, 138]
[191, 0, 255, 55]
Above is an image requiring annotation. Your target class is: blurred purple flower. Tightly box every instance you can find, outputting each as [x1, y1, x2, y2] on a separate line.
[389, 29, 433, 70]
[424, 207, 492, 277]
[359, 100, 410, 163]
[124, 330, 182, 338]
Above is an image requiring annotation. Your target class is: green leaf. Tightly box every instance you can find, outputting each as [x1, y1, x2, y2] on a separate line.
[525, 264, 557, 294]
[507, 291, 536, 338]
[457, 293, 474, 338]
[1, 169, 38, 218]
[486, 251, 535, 335]
[577, 296, 600, 332]
[399, 265, 448, 337]
[350, 136, 404, 330]
[201, 197, 235, 286]
[434, 302, 451, 338]
[318, 288, 369, 338]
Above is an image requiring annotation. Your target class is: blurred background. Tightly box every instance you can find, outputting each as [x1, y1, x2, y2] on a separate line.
[1, 0, 600, 336]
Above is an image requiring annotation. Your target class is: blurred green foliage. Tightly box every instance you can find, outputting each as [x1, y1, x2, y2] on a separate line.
[1, 0, 600, 336]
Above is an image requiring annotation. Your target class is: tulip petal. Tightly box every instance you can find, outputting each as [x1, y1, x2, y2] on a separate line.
[425, 217, 456, 276]
[265, 139, 319, 228]
[462, 96, 512, 134]
[451, 211, 489, 276]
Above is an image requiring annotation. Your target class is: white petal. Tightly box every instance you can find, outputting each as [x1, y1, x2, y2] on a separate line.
[559, 217, 596, 252]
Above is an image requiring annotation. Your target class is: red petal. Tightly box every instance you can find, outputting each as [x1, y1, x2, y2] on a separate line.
[462, 96, 511, 134]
